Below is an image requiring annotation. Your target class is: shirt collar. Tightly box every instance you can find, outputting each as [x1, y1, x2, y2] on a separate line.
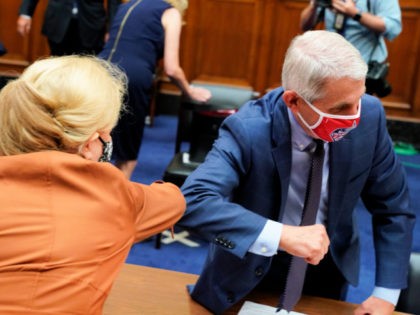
[287, 108, 314, 152]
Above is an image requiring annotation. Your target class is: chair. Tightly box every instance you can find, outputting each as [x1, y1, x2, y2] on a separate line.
[155, 83, 259, 248]
[396, 252, 420, 314]
[145, 62, 164, 127]
[162, 82, 260, 187]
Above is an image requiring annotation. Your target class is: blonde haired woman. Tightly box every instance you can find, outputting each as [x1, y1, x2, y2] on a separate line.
[0, 55, 185, 314]
[99, 0, 211, 179]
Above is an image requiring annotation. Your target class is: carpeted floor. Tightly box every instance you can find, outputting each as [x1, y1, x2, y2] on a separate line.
[128, 114, 420, 305]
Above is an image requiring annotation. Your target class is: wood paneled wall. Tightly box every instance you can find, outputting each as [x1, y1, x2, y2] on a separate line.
[1, 0, 419, 120]
[0, 1, 48, 75]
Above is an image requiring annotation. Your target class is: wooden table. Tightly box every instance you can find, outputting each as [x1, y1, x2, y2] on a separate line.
[104, 263, 411, 315]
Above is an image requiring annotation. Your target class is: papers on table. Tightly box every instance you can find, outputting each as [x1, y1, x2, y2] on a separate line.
[238, 301, 306, 315]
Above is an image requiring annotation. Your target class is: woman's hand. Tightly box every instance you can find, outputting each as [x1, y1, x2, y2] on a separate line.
[188, 86, 212, 103]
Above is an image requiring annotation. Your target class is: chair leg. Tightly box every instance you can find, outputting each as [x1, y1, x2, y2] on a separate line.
[155, 232, 162, 249]
[148, 90, 157, 126]
[147, 69, 163, 127]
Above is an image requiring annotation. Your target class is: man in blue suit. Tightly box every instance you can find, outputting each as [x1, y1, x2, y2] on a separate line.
[177, 30, 415, 315]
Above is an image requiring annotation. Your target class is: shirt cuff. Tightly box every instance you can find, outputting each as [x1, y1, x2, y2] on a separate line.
[248, 220, 282, 257]
[20, 14, 32, 19]
[372, 286, 401, 306]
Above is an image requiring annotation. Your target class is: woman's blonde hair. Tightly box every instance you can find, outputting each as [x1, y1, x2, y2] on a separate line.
[0, 55, 127, 156]
[164, 0, 188, 15]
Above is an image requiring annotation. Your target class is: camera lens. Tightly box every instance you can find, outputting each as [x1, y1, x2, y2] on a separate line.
[316, 0, 332, 7]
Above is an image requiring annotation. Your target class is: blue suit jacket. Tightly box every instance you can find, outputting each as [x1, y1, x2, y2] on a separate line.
[177, 87, 415, 314]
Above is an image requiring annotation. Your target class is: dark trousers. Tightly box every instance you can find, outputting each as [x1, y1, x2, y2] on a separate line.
[256, 251, 348, 301]
[48, 18, 103, 56]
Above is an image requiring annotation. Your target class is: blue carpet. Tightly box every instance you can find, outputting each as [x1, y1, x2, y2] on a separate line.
[131, 116, 178, 185]
[128, 114, 420, 304]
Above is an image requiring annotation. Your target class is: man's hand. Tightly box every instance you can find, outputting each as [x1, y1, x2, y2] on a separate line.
[279, 224, 330, 265]
[354, 296, 395, 315]
[17, 16, 32, 36]
[331, 0, 358, 17]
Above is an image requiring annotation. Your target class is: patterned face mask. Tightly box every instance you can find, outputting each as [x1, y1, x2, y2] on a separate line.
[98, 137, 113, 162]
[297, 97, 361, 142]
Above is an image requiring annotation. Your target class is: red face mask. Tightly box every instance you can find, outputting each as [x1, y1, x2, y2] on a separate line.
[298, 97, 361, 142]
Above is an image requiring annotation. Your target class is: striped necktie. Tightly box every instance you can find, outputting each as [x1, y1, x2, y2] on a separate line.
[278, 139, 325, 312]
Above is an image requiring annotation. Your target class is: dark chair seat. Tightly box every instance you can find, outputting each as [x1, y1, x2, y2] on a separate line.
[162, 152, 200, 188]
[163, 84, 259, 183]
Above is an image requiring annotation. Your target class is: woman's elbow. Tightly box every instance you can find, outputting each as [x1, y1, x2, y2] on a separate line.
[163, 64, 181, 78]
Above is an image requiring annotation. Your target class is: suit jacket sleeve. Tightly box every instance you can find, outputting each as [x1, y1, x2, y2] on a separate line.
[361, 100, 415, 288]
[19, 0, 39, 16]
[177, 113, 270, 259]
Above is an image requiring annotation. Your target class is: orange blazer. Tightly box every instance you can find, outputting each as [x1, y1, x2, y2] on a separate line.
[0, 151, 185, 314]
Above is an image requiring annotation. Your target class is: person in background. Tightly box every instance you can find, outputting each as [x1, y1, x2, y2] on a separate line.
[300, 0, 401, 97]
[177, 30, 415, 315]
[98, 0, 211, 180]
[0, 55, 185, 314]
[0, 40, 6, 56]
[17, 0, 121, 55]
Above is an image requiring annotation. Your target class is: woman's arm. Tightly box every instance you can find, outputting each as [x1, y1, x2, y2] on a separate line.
[161, 8, 211, 102]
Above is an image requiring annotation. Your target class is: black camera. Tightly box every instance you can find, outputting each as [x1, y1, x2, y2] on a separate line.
[365, 61, 392, 98]
[315, 0, 332, 8]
